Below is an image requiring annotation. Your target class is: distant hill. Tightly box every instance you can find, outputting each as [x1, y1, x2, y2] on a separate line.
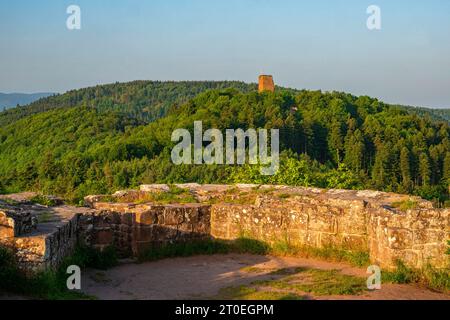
[0, 82, 447, 128]
[0, 83, 448, 205]
[0, 81, 257, 127]
[398, 105, 450, 123]
[0, 92, 55, 110]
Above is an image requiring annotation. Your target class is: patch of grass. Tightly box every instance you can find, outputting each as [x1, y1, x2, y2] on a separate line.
[383, 260, 450, 293]
[135, 186, 198, 204]
[0, 198, 19, 206]
[37, 212, 54, 223]
[0, 246, 89, 299]
[217, 285, 304, 300]
[232, 237, 271, 255]
[257, 269, 367, 296]
[255, 187, 276, 195]
[221, 268, 366, 299]
[137, 236, 369, 270]
[422, 267, 450, 293]
[270, 240, 370, 268]
[300, 269, 367, 295]
[240, 266, 266, 274]
[138, 237, 272, 262]
[0, 246, 25, 293]
[391, 199, 419, 211]
[100, 186, 199, 205]
[269, 267, 308, 276]
[30, 195, 57, 207]
[239, 266, 307, 275]
[138, 239, 231, 262]
[99, 195, 117, 203]
[383, 260, 420, 284]
[0, 244, 118, 299]
[65, 245, 118, 270]
[217, 285, 257, 299]
[207, 188, 259, 205]
[277, 193, 291, 199]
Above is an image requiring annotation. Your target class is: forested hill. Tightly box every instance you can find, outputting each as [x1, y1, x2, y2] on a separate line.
[397, 106, 450, 123]
[0, 81, 257, 127]
[0, 80, 448, 128]
[0, 86, 449, 206]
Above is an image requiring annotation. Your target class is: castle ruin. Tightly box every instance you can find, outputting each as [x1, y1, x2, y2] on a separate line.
[1, 185, 449, 273]
[258, 75, 275, 93]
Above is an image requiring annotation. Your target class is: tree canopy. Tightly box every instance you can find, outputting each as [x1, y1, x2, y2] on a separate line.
[0, 82, 448, 206]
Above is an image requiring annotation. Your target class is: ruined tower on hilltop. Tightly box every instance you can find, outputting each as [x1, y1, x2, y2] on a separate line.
[258, 75, 275, 93]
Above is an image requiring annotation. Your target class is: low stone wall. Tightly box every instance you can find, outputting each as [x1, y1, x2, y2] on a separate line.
[0, 209, 36, 238]
[80, 202, 211, 257]
[368, 206, 448, 269]
[0, 198, 90, 273]
[0, 210, 79, 272]
[210, 192, 449, 270]
[211, 198, 368, 252]
[2, 186, 448, 272]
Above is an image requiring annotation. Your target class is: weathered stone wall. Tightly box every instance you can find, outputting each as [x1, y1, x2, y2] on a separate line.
[2, 186, 448, 272]
[84, 185, 449, 270]
[0, 197, 91, 273]
[0, 210, 79, 272]
[0, 209, 36, 238]
[80, 202, 211, 257]
[367, 206, 448, 269]
[210, 191, 449, 270]
[211, 197, 369, 255]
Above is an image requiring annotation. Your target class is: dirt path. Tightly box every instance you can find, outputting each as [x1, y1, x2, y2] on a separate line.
[81, 254, 449, 300]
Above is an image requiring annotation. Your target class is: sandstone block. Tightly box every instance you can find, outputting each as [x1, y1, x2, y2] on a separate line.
[93, 229, 114, 245]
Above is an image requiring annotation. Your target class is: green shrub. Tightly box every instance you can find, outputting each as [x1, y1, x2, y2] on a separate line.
[0, 244, 118, 299]
[139, 239, 231, 262]
[30, 194, 57, 207]
[391, 200, 418, 211]
[63, 245, 118, 270]
[383, 260, 420, 284]
[384, 260, 450, 293]
[0, 247, 27, 293]
[270, 240, 370, 268]
[232, 237, 270, 255]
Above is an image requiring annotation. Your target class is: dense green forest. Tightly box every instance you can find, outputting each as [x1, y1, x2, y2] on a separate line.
[0, 81, 449, 206]
[2, 80, 447, 126]
[0, 81, 257, 126]
[398, 106, 450, 123]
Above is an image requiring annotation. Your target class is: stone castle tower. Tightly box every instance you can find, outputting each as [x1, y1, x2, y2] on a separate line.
[258, 75, 275, 93]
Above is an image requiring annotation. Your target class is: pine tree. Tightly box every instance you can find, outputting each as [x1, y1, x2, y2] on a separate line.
[329, 121, 344, 164]
[301, 116, 314, 156]
[344, 129, 365, 173]
[400, 147, 412, 191]
[443, 152, 450, 185]
[419, 153, 431, 186]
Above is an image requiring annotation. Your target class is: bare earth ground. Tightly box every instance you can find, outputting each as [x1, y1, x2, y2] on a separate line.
[81, 254, 450, 300]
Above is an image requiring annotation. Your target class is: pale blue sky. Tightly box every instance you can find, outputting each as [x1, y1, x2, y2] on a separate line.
[1, 0, 450, 108]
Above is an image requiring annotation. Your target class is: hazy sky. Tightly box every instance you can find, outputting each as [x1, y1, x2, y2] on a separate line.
[1, 0, 450, 108]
